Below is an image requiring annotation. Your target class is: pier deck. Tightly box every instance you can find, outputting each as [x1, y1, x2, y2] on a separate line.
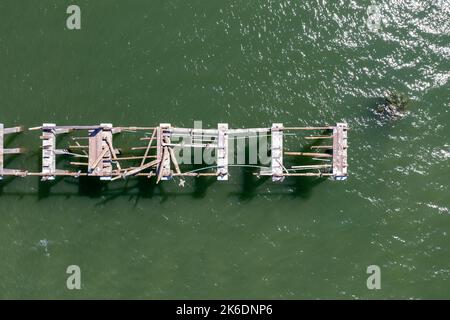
[0, 122, 348, 183]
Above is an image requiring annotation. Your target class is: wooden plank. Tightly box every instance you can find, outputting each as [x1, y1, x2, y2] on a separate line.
[88, 125, 113, 178]
[284, 152, 333, 158]
[41, 124, 56, 181]
[70, 162, 89, 166]
[257, 172, 334, 177]
[91, 147, 109, 170]
[157, 146, 169, 184]
[3, 126, 24, 134]
[114, 126, 155, 131]
[104, 138, 121, 171]
[162, 142, 218, 148]
[305, 136, 333, 140]
[161, 145, 172, 179]
[310, 145, 333, 149]
[271, 123, 284, 182]
[159, 124, 172, 181]
[291, 164, 332, 170]
[88, 129, 102, 174]
[140, 128, 157, 167]
[3, 148, 25, 154]
[131, 146, 158, 150]
[100, 124, 113, 179]
[122, 159, 159, 178]
[332, 123, 348, 180]
[115, 155, 157, 161]
[217, 123, 228, 181]
[283, 126, 334, 130]
[156, 126, 162, 163]
[167, 137, 181, 175]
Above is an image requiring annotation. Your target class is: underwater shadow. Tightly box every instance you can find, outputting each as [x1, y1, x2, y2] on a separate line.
[236, 167, 270, 201]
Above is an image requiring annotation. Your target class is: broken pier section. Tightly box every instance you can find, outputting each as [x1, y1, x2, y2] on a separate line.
[0, 122, 348, 182]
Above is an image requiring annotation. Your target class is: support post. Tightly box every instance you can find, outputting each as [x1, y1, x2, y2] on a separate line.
[332, 123, 348, 180]
[100, 123, 113, 180]
[41, 123, 56, 181]
[88, 124, 113, 180]
[159, 123, 172, 181]
[271, 123, 284, 182]
[217, 123, 228, 181]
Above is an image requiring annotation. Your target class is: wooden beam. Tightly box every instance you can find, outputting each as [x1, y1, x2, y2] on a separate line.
[90, 148, 109, 171]
[283, 126, 333, 130]
[140, 128, 157, 167]
[122, 159, 159, 178]
[70, 162, 89, 166]
[217, 123, 228, 181]
[156, 146, 168, 184]
[115, 155, 157, 161]
[305, 136, 333, 140]
[167, 137, 181, 175]
[158, 124, 172, 181]
[291, 164, 332, 170]
[0, 148, 25, 155]
[256, 172, 334, 177]
[332, 123, 348, 180]
[3, 126, 24, 134]
[271, 123, 284, 182]
[162, 142, 218, 148]
[285, 152, 332, 158]
[41, 124, 56, 181]
[104, 138, 121, 171]
[131, 146, 158, 150]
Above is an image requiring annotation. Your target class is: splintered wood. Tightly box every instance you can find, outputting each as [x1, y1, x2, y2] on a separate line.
[88, 124, 113, 180]
[0, 122, 348, 183]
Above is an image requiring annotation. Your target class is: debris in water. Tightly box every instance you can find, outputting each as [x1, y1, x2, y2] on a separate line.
[38, 239, 51, 257]
[376, 91, 410, 119]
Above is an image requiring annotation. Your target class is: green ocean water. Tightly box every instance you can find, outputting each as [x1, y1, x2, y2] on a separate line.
[0, 0, 449, 299]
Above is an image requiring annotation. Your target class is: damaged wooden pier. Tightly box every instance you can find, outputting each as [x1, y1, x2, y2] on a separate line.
[0, 122, 348, 182]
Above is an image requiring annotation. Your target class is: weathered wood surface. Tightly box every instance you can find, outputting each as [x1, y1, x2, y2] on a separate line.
[217, 123, 228, 181]
[88, 125, 113, 177]
[271, 123, 284, 182]
[158, 124, 172, 181]
[41, 124, 56, 181]
[0, 122, 348, 182]
[304, 135, 334, 140]
[140, 128, 157, 167]
[284, 152, 333, 158]
[332, 123, 348, 180]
